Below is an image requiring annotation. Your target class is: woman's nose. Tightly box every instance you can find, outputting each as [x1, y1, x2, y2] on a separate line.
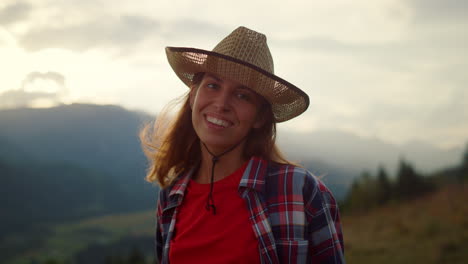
[212, 90, 231, 111]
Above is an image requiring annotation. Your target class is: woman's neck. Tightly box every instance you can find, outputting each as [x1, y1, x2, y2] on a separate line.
[194, 142, 248, 184]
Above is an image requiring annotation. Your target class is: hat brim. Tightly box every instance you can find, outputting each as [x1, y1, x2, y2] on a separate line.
[165, 47, 309, 122]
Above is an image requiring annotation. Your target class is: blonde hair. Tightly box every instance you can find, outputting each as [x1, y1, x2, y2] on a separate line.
[140, 75, 292, 188]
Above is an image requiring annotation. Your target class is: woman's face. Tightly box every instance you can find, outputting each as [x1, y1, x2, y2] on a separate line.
[190, 73, 265, 154]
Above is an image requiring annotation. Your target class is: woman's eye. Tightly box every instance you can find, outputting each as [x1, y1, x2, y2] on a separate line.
[236, 92, 251, 101]
[206, 83, 219, 89]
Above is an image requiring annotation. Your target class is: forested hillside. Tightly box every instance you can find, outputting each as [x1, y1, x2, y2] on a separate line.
[1, 104, 466, 263]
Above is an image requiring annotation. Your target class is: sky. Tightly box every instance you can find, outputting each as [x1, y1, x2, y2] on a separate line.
[0, 0, 467, 149]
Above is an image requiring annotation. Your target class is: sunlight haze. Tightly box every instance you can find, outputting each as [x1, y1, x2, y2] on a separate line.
[0, 0, 467, 149]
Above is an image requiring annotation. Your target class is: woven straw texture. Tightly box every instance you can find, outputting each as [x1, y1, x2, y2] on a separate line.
[165, 26, 309, 122]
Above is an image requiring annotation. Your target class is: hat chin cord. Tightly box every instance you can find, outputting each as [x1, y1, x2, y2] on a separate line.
[202, 138, 246, 215]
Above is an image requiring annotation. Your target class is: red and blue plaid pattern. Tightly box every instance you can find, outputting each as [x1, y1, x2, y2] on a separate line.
[155, 157, 345, 263]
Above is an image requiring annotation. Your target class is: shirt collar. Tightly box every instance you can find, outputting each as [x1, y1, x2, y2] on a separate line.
[168, 156, 269, 200]
[168, 166, 196, 199]
[239, 156, 268, 193]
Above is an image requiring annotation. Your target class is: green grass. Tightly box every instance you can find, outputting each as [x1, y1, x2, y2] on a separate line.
[6, 210, 155, 264]
[343, 183, 468, 264]
[5, 184, 468, 264]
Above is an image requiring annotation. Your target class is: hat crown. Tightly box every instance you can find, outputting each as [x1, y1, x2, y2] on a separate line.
[212, 26, 274, 74]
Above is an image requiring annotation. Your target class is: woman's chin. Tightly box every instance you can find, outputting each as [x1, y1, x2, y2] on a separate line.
[200, 139, 241, 154]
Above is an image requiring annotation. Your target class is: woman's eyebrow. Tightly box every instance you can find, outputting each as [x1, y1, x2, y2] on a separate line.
[205, 73, 222, 83]
[236, 86, 253, 92]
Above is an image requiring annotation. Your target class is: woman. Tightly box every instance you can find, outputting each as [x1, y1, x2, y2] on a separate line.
[141, 26, 345, 264]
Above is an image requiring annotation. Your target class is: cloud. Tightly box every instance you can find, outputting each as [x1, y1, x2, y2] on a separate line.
[426, 85, 468, 128]
[0, 90, 58, 109]
[17, 15, 160, 52]
[21, 71, 65, 91]
[1, 0, 466, 148]
[0, 71, 67, 109]
[409, 0, 468, 23]
[161, 20, 228, 45]
[0, 1, 31, 26]
[15, 13, 229, 55]
[276, 27, 468, 148]
[276, 36, 366, 53]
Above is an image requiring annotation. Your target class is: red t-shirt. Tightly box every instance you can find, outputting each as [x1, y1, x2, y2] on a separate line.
[169, 162, 260, 263]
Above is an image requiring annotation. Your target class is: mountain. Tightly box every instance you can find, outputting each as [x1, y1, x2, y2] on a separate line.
[0, 104, 151, 182]
[0, 104, 464, 233]
[400, 140, 463, 173]
[278, 129, 464, 175]
[0, 157, 125, 238]
[1, 103, 466, 263]
[0, 104, 158, 234]
[0, 104, 356, 199]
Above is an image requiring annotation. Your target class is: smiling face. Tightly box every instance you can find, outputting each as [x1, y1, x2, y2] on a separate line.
[190, 73, 265, 154]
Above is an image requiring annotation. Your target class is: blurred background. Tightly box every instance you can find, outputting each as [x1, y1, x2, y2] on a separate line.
[1, 0, 467, 263]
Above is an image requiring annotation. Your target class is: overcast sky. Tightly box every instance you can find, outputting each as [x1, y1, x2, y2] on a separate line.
[0, 0, 467, 149]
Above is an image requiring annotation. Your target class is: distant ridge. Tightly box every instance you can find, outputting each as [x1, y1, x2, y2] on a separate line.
[0, 104, 157, 218]
[278, 129, 464, 175]
[0, 103, 464, 236]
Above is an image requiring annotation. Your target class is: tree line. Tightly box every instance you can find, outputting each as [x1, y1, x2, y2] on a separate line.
[342, 144, 468, 213]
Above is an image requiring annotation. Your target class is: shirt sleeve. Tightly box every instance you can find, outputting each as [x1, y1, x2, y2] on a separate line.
[303, 174, 345, 263]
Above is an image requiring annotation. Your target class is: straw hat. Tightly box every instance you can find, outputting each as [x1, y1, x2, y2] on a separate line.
[165, 26, 309, 122]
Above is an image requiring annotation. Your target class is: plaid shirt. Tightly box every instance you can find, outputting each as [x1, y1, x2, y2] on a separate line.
[155, 156, 345, 264]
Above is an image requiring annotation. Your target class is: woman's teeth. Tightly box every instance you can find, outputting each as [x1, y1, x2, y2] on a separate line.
[207, 116, 229, 127]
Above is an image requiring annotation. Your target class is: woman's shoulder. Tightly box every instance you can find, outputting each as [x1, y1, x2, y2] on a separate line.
[265, 160, 337, 202]
[263, 161, 315, 193]
[266, 161, 315, 182]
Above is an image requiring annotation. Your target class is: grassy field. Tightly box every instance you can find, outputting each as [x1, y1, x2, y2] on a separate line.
[343, 183, 468, 263]
[5, 184, 467, 263]
[5, 211, 155, 264]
